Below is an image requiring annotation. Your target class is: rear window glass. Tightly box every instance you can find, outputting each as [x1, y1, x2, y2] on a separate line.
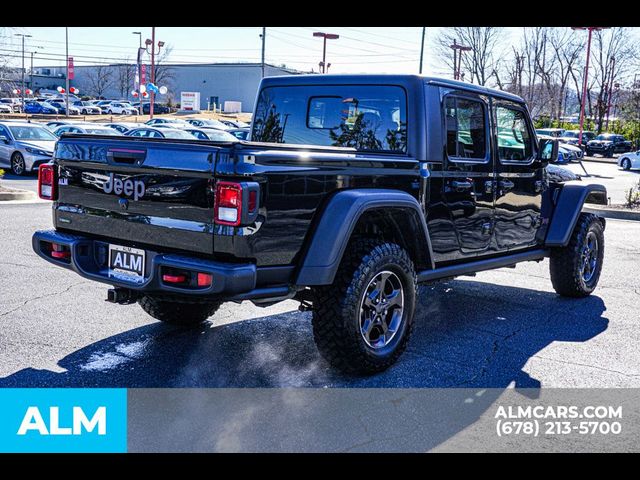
[252, 85, 407, 153]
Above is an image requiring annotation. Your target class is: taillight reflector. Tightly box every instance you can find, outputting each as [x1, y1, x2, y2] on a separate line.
[38, 164, 57, 200]
[197, 272, 213, 287]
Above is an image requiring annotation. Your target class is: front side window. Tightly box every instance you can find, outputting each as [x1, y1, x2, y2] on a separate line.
[495, 106, 534, 162]
[445, 96, 487, 160]
[252, 85, 407, 153]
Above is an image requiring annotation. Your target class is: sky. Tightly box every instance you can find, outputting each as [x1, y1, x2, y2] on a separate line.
[2, 26, 520, 77]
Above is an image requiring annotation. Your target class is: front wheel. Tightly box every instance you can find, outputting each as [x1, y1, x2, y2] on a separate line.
[107, 110, 113, 115]
[550, 213, 605, 298]
[11, 152, 27, 176]
[137, 295, 221, 326]
[311, 239, 417, 374]
[621, 158, 631, 170]
[606, 147, 614, 158]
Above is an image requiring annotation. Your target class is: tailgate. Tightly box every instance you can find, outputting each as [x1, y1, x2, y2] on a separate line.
[53, 135, 226, 255]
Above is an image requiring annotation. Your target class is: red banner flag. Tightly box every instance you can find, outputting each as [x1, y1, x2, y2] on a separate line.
[68, 56, 75, 80]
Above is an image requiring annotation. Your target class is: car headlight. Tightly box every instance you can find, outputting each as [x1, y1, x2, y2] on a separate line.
[24, 146, 52, 156]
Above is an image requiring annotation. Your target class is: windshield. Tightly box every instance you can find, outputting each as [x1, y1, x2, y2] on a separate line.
[205, 130, 239, 142]
[9, 125, 57, 141]
[162, 129, 196, 139]
[562, 131, 578, 138]
[85, 128, 119, 135]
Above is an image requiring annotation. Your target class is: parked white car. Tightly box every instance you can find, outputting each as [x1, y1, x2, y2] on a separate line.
[0, 104, 12, 114]
[105, 102, 137, 115]
[618, 150, 640, 170]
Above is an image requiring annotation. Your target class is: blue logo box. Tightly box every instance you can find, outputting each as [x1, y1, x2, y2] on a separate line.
[0, 389, 127, 453]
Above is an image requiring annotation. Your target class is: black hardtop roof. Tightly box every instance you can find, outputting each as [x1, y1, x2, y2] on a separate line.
[260, 73, 525, 104]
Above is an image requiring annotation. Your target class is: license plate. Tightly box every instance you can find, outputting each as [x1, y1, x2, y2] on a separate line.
[108, 244, 145, 281]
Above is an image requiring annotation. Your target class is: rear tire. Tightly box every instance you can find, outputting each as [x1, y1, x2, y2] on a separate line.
[550, 213, 604, 298]
[311, 239, 417, 375]
[137, 295, 221, 326]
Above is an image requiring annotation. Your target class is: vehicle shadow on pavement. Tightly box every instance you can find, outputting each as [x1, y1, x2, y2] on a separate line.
[0, 280, 608, 389]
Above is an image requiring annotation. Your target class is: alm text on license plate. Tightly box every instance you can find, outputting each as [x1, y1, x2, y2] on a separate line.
[108, 244, 145, 282]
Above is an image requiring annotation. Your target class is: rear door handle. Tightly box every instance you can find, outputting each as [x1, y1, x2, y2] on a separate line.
[450, 180, 473, 190]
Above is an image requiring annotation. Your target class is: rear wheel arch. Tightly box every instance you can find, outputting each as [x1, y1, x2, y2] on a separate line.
[295, 189, 434, 286]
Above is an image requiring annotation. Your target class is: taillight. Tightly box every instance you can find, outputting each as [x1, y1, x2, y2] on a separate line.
[214, 181, 260, 227]
[215, 181, 242, 226]
[38, 163, 57, 200]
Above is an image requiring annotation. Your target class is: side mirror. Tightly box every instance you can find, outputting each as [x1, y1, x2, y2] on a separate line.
[0, 135, 9, 144]
[537, 137, 558, 164]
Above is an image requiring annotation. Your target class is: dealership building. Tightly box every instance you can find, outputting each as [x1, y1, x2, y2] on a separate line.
[27, 62, 305, 112]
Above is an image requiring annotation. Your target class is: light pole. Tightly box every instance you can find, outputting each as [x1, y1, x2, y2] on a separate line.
[132, 31, 142, 112]
[15, 33, 32, 112]
[29, 46, 43, 93]
[571, 27, 609, 147]
[144, 27, 165, 119]
[419, 27, 426, 75]
[260, 27, 266, 78]
[605, 56, 616, 130]
[313, 32, 339, 74]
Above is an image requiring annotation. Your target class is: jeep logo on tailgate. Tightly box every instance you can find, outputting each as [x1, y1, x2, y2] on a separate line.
[102, 173, 145, 201]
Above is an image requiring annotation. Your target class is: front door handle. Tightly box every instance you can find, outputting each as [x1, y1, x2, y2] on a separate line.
[499, 180, 515, 191]
[450, 180, 473, 190]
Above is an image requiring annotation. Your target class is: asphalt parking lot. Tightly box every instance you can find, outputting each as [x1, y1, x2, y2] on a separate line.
[1, 192, 639, 388]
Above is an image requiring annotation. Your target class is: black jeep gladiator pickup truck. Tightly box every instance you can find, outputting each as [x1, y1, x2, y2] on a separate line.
[33, 74, 608, 374]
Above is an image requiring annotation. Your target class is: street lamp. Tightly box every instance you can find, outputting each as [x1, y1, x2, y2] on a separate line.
[132, 31, 143, 112]
[313, 32, 339, 74]
[29, 46, 43, 92]
[144, 27, 165, 119]
[15, 33, 32, 112]
[571, 27, 609, 147]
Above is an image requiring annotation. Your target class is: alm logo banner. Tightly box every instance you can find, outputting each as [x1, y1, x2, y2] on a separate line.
[0, 389, 126, 453]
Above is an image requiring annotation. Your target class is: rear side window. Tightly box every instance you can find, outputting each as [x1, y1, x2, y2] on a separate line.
[495, 106, 534, 162]
[252, 85, 407, 153]
[445, 96, 487, 160]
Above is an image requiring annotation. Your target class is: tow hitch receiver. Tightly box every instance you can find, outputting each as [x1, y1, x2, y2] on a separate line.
[106, 287, 139, 305]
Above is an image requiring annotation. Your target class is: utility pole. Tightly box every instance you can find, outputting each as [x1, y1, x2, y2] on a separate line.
[572, 27, 609, 146]
[65, 27, 70, 117]
[313, 31, 339, 73]
[450, 40, 471, 81]
[15, 33, 32, 112]
[419, 27, 426, 74]
[260, 27, 266, 78]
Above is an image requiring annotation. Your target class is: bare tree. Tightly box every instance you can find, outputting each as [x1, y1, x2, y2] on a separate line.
[84, 65, 114, 99]
[151, 45, 175, 95]
[116, 59, 136, 99]
[436, 27, 505, 86]
[548, 28, 584, 120]
[590, 27, 637, 132]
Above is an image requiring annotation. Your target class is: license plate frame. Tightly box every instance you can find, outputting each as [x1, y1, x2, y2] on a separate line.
[108, 244, 146, 282]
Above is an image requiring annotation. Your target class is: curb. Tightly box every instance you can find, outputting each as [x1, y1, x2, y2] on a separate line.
[0, 188, 36, 201]
[584, 204, 640, 221]
[581, 158, 618, 165]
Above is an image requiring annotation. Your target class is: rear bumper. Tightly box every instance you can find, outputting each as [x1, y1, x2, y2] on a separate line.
[32, 229, 258, 297]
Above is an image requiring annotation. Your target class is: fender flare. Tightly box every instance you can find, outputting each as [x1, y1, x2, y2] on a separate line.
[295, 189, 434, 286]
[545, 181, 607, 247]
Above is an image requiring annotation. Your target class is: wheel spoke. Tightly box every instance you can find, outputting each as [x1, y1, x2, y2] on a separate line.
[387, 310, 402, 334]
[361, 316, 374, 339]
[385, 289, 403, 308]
